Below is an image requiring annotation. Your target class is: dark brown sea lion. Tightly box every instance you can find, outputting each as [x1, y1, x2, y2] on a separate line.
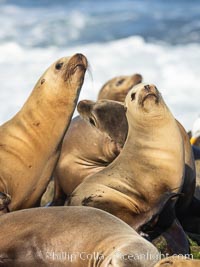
[97, 73, 142, 101]
[0, 53, 87, 214]
[67, 83, 185, 231]
[0, 206, 160, 267]
[52, 101, 127, 205]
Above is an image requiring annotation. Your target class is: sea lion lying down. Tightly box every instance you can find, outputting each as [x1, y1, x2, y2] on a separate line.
[0, 206, 160, 267]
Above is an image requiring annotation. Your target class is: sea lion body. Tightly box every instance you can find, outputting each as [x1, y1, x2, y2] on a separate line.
[67, 83, 185, 231]
[52, 72, 139, 205]
[52, 73, 142, 205]
[52, 112, 125, 205]
[0, 54, 87, 213]
[0, 206, 160, 267]
[154, 256, 200, 267]
[76, 100, 195, 217]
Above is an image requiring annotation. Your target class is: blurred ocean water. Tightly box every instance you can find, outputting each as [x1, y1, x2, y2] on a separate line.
[0, 0, 200, 129]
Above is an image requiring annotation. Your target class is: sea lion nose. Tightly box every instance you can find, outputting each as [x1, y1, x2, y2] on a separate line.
[73, 53, 88, 68]
[77, 100, 94, 114]
[144, 84, 157, 93]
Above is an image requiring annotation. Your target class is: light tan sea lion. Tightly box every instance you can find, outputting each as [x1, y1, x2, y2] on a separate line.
[67, 83, 185, 232]
[97, 73, 142, 102]
[51, 73, 141, 205]
[76, 99, 195, 216]
[75, 100, 195, 224]
[0, 53, 87, 214]
[154, 256, 200, 267]
[0, 206, 160, 267]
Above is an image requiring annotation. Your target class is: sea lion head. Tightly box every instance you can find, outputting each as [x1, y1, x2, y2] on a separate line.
[35, 53, 88, 103]
[77, 99, 128, 146]
[0, 192, 11, 214]
[125, 83, 169, 126]
[98, 73, 142, 102]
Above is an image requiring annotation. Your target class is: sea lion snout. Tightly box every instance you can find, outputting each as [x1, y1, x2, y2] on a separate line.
[144, 84, 157, 93]
[126, 83, 158, 105]
[77, 100, 94, 114]
[140, 84, 159, 107]
[70, 53, 88, 70]
[77, 100, 97, 126]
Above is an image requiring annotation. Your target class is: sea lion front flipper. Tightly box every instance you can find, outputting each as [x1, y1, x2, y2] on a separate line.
[140, 192, 189, 255]
[152, 218, 190, 255]
[48, 176, 66, 206]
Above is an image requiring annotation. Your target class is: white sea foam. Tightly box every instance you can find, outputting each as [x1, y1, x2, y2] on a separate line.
[0, 36, 200, 130]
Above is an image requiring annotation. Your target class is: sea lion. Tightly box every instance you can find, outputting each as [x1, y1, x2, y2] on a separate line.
[51, 101, 127, 205]
[51, 73, 140, 205]
[67, 83, 185, 232]
[97, 73, 142, 102]
[0, 206, 160, 267]
[76, 100, 195, 218]
[154, 256, 200, 267]
[0, 53, 87, 214]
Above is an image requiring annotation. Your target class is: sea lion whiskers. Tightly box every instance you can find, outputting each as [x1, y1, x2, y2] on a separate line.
[63, 53, 88, 82]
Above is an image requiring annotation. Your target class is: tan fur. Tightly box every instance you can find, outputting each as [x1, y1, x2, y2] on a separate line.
[67, 83, 185, 231]
[0, 206, 160, 267]
[154, 256, 200, 266]
[98, 73, 142, 101]
[51, 73, 140, 205]
[52, 115, 119, 204]
[0, 53, 87, 213]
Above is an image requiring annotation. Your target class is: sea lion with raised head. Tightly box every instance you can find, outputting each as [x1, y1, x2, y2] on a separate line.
[154, 256, 200, 267]
[0, 53, 87, 214]
[51, 73, 141, 205]
[67, 83, 185, 233]
[74, 98, 199, 248]
[0, 206, 160, 267]
[97, 73, 142, 101]
[75, 98, 196, 221]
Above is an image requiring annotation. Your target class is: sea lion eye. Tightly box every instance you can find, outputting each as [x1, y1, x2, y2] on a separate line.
[116, 79, 125, 86]
[89, 117, 96, 126]
[131, 93, 136, 101]
[55, 62, 64, 70]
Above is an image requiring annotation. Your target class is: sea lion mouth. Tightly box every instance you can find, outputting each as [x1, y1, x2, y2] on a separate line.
[64, 53, 88, 81]
[72, 53, 88, 72]
[141, 93, 159, 106]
